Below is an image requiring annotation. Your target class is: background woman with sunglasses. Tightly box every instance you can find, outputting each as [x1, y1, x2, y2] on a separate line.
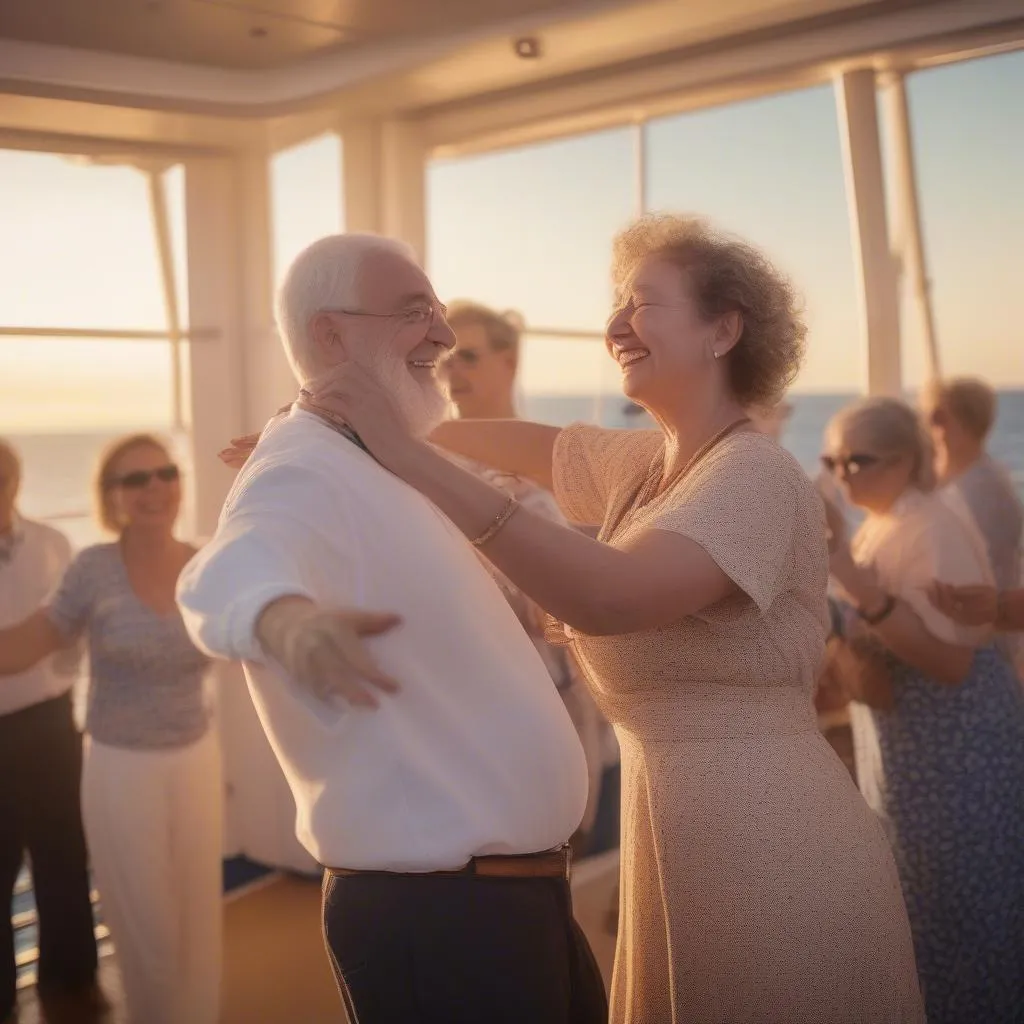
[0, 434, 221, 1024]
[821, 396, 1024, 1024]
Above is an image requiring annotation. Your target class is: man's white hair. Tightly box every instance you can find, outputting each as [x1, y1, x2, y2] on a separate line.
[274, 233, 417, 382]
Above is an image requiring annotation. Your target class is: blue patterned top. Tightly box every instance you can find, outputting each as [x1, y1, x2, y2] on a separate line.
[47, 543, 211, 749]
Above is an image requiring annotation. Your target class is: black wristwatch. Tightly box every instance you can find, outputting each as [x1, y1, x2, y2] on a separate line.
[858, 593, 896, 626]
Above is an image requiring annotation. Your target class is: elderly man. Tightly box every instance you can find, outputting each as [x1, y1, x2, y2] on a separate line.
[176, 234, 606, 1024]
[920, 377, 1022, 669]
[442, 301, 608, 850]
[0, 442, 98, 1023]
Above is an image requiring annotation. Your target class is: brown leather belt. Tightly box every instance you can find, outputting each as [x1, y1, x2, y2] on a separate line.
[326, 846, 571, 882]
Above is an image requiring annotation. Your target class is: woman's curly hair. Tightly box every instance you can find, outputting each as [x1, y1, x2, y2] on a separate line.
[611, 213, 807, 409]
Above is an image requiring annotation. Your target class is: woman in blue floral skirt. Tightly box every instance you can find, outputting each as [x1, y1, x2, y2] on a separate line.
[822, 395, 1024, 1024]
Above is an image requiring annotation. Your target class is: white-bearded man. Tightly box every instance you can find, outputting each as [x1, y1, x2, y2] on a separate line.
[176, 234, 606, 1024]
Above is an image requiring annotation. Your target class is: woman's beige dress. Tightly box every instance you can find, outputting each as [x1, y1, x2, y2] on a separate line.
[551, 425, 924, 1024]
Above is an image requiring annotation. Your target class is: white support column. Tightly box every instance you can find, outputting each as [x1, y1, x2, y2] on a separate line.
[880, 71, 941, 384]
[835, 69, 902, 396]
[633, 121, 647, 218]
[145, 167, 185, 434]
[182, 153, 315, 875]
[235, 151, 295, 428]
[341, 118, 427, 261]
[182, 156, 246, 540]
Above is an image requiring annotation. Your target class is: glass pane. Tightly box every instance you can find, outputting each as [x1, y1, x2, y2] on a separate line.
[906, 51, 1024, 390]
[0, 337, 175, 432]
[427, 128, 636, 331]
[1, 337, 181, 551]
[271, 132, 344, 286]
[0, 151, 166, 331]
[518, 335, 634, 428]
[645, 86, 858, 395]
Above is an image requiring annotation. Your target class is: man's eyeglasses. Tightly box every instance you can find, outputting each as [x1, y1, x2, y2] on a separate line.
[105, 465, 180, 490]
[820, 453, 882, 476]
[322, 303, 448, 330]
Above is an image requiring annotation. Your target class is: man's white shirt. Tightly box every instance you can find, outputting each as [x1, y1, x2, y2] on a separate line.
[0, 516, 78, 716]
[177, 409, 588, 871]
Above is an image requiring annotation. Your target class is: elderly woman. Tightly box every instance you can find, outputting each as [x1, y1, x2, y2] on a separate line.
[0, 435, 222, 1024]
[298, 215, 924, 1022]
[822, 396, 1024, 1024]
[920, 377, 1023, 663]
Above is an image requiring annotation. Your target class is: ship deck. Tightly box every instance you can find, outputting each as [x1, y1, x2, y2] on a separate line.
[15, 851, 619, 1024]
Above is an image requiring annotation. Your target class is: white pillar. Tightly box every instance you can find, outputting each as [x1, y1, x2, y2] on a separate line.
[633, 121, 647, 218]
[144, 167, 185, 435]
[182, 156, 246, 540]
[235, 152, 296, 428]
[880, 71, 941, 384]
[835, 69, 902, 397]
[182, 153, 315, 876]
[341, 118, 427, 261]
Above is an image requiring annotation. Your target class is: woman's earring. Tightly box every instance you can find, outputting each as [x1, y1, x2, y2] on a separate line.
[713, 350, 722, 360]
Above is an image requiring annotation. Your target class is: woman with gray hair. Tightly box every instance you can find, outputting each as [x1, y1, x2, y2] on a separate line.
[822, 395, 1024, 1024]
[297, 214, 924, 1022]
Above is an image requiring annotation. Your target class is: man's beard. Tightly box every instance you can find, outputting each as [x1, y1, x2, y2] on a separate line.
[356, 344, 451, 439]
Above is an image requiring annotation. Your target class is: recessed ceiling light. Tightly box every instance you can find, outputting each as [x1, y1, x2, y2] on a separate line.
[513, 36, 542, 60]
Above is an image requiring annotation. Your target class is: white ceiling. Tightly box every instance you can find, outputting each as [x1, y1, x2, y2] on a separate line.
[0, 0, 1020, 142]
[0, 0, 601, 70]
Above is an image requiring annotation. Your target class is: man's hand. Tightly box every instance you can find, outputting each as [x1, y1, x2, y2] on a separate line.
[255, 596, 401, 708]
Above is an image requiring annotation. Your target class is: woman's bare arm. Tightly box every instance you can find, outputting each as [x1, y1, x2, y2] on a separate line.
[429, 419, 560, 491]
[0, 609, 66, 676]
[834, 571, 974, 685]
[386, 439, 737, 635]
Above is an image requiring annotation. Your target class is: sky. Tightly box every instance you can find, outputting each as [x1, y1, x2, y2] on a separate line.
[0, 49, 1022, 433]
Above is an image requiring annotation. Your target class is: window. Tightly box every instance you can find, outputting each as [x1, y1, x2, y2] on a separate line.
[270, 132, 344, 286]
[645, 85, 858, 394]
[906, 50, 1024, 390]
[0, 151, 183, 550]
[0, 151, 167, 330]
[428, 128, 636, 423]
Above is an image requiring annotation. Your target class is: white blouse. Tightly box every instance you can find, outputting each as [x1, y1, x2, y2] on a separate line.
[853, 488, 994, 648]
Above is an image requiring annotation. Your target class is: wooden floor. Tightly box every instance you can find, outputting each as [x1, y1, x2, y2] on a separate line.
[14, 853, 620, 1023]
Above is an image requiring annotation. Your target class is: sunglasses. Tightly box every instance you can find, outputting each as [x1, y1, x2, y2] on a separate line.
[820, 453, 883, 476]
[106, 464, 180, 490]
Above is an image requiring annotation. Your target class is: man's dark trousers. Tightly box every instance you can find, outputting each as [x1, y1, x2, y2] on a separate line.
[322, 868, 608, 1023]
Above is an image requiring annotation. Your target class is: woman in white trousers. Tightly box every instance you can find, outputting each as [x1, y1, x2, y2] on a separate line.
[0, 434, 222, 1024]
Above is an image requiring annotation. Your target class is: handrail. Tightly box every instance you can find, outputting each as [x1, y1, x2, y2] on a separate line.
[16, 925, 110, 972]
[0, 326, 218, 341]
[522, 326, 605, 342]
[34, 510, 92, 522]
[14, 886, 105, 975]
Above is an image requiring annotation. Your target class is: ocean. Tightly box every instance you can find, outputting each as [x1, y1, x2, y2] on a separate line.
[7, 391, 1024, 551]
